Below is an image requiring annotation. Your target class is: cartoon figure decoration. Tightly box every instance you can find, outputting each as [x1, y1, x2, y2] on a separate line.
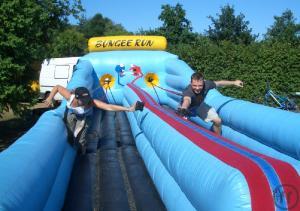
[130, 64, 143, 77]
[115, 64, 125, 77]
[114, 63, 144, 85]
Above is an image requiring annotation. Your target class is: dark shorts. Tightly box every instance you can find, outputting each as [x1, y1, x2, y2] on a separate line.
[65, 113, 92, 153]
[189, 103, 219, 122]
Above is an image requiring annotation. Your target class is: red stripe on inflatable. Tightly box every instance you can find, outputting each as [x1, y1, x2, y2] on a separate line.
[215, 135, 300, 211]
[226, 139, 300, 211]
[140, 87, 159, 106]
[131, 75, 143, 84]
[128, 84, 275, 211]
[264, 158, 300, 211]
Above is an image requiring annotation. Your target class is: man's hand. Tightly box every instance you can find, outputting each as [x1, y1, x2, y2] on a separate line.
[176, 108, 190, 118]
[128, 104, 135, 112]
[234, 80, 244, 88]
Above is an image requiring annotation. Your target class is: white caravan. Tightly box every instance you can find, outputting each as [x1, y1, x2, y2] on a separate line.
[39, 57, 80, 102]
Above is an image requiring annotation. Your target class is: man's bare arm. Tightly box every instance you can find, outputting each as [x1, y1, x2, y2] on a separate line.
[93, 99, 135, 112]
[181, 96, 191, 109]
[44, 85, 71, 106]
[214, 80, 243, 88]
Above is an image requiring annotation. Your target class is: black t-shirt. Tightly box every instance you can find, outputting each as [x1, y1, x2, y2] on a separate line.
[182, 80, 216, 108]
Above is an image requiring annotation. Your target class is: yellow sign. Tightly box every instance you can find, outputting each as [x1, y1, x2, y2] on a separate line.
[88, 36, 167, 52]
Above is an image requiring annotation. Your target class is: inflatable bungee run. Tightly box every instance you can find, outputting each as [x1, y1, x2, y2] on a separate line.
[0, 35, 300, 211]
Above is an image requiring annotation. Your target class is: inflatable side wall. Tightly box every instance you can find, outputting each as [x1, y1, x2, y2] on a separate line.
[0, 60, 98, 210]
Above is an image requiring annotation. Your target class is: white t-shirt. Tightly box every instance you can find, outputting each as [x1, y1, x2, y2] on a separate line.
[67, 94, 92, 115]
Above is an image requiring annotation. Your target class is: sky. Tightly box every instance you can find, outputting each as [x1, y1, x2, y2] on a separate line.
[73, 0, 300, 37]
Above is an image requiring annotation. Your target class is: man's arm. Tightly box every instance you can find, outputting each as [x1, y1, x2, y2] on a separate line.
[214, 80, 243, 88]
[93, 99, 136, 112]
[181, 96, 191, 109]
[44, 85, 71, 106]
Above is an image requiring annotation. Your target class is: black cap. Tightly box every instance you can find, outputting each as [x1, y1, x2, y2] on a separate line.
[74, 87, 92, 106]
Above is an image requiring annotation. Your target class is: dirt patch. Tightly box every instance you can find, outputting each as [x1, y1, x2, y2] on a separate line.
[0, 103, 51, 152]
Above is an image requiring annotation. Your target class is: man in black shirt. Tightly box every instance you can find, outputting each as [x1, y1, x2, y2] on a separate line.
[179, 72, 243, 135]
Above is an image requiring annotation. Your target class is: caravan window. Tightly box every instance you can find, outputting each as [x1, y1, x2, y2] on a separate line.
[54, 65, 70, 79]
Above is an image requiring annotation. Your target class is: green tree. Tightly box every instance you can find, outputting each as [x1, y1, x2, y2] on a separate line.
[158, 3, 195, 44]
[49, 27, 87, 57]
[137, 28, 162, 36]
[207, 5, 257, 45]
[104, 21, 130, 36]
[265, 10, 300, 43]
[79, 13, 129, 38]
[0, 0, 83, 116]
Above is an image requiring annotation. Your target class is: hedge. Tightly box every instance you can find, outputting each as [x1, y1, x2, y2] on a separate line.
[169, 39, 300, 105]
